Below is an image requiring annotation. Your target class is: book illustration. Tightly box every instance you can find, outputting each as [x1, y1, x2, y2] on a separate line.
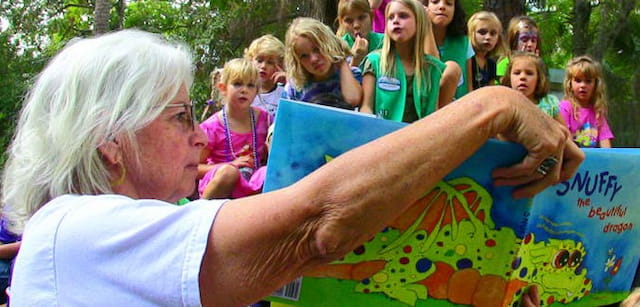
[265, 100, 638, 307]
[304, 155, 591, 306]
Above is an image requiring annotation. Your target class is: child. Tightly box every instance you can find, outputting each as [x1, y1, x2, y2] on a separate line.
[360, 0, 446, 123]
[496, 15, 540, 82]
[201, 68, 223, 121]
[283, 17, 363, 110]
[501, 52, 565, 125]
[198, 58, 273, 199]
[426, 0, 474, 99]
[467, 11, 505, 89]
[559, 55, 614, 148]
[244, 34, 286, 118]
[337, 0, 385, 67]
[369, 0, 391, 33]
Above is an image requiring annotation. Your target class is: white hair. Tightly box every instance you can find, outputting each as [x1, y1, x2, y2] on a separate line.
[1, 29, 194, 234]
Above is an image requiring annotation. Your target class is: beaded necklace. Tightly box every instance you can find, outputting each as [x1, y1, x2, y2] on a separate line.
[222, 106, 259, 169]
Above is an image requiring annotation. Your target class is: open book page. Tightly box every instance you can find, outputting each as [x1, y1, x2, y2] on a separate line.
[264, 100, 640, 306]
[509, 148, 640, 306]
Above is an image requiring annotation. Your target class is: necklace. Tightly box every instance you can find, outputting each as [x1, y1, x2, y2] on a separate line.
[222, 106, 259, 170]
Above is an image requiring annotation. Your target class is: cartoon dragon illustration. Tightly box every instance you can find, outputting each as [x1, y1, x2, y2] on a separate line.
[304, 175, 592, 306]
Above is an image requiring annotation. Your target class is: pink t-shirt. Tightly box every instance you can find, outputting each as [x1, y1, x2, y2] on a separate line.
[198, 107, 272, 198]
[559, 100, 614, 148]
[200, 107, 271, 165]
[371, 0, 390, 33]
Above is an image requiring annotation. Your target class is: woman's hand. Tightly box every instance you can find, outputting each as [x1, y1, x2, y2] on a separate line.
[490, 87, 584, 198]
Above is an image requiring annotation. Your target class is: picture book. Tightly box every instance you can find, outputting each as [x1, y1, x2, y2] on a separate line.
[263, 99, 640, 306]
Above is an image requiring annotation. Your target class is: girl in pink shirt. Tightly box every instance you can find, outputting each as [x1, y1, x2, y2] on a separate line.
[559, 55, 614, 148]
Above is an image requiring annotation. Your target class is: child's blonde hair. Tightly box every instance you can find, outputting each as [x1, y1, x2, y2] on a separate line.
[501, 52, 550, 101]
[336, 0, 372, 37]
[563, 55, 608, 121]
[380, 0, 435, 93]
[467, 11, 505, 58]
[284, 17, 352, 90]
[505, 15, 540, 55]
[220, 58, 259, 94]
[244, 34, 285, 64]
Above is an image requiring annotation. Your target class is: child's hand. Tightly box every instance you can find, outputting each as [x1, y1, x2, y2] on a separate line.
[352, 35, 369, 61]
[232, 154, 255, 169]
[272, 63, 287, 84]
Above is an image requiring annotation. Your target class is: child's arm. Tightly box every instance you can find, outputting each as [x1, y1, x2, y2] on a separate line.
[554, 114, 567, 127]
[360, 73, 376, 114]
[0, 241, 20, 259]
[438, 61, 461, 109]
[599, 139, 612, 148]
[338, 60, 363, 107]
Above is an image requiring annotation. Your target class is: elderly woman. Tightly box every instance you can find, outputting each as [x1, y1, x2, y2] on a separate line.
[2, 30, 582, 306]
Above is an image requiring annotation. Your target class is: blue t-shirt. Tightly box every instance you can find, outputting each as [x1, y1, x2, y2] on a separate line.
[283, 65, 362, 110]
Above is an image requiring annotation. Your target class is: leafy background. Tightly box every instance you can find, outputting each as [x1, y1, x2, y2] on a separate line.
[1, 0, 639, 169]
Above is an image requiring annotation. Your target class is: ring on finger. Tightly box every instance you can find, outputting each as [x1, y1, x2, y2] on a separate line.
[536, 156, 559, 176]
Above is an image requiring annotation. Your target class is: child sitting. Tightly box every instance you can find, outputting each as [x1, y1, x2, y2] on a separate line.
[198, 58, 272, 199]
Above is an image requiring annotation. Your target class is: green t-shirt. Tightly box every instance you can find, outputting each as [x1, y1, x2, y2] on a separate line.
[496, 57, 509, 84]
[342, 32, 384, 53]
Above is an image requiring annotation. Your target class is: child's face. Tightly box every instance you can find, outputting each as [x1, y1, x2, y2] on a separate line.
[220, 78, 258, 107]
[294, 36, 332, 81]
[509, 58, 538, 101]
[426, 0, 454, 28]
[473, 21, 500, 53]
[340, 9, 372, 39]
[386, 2, 417, 44]
[516, 29, 539, 53]
[570, 73, 595, 105]
[253, 55, 281, 83]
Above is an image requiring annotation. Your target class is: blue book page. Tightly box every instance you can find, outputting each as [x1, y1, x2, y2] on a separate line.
[263, 100, 640, 306]
[518, 148, 640, 306]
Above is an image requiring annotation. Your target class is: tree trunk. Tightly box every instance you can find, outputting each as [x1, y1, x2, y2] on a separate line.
[483, 0, 526, 31]
[590, 0, 637, 61]
[94, 0, 111, 35]
[116, 0, 125, 30]
[571, 0, 591, 56]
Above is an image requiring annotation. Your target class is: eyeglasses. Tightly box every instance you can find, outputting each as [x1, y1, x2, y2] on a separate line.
[165, 102, 196, 131]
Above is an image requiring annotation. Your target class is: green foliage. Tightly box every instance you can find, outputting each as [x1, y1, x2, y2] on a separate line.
[1, 0, 638, 173]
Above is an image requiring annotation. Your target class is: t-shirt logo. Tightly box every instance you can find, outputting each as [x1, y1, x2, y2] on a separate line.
[378, 76, 401, 91]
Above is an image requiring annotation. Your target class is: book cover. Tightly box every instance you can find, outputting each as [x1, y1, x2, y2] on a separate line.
[263, 99, 639, 306]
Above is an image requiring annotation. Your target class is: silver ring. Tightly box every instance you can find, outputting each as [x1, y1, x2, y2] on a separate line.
[536, 156, 559, 176]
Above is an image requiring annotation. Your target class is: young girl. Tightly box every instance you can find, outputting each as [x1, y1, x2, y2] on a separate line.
[560, 55, 614, 148]
[283, 17, 363, 110]
[244, 34, 287, 118]
[201, 68, 223, 121]
[337, 0, 384, 67]
[496, 15, 540, 82]
[426, 0, 474, 99]
[198, 58, 273, 199]
[501, 52, 565, 125]
[467, 11, 505, 89]
[360, 0, 445, 123]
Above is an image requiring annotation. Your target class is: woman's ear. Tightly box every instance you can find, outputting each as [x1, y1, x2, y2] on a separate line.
[98, 138, 122, 165]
